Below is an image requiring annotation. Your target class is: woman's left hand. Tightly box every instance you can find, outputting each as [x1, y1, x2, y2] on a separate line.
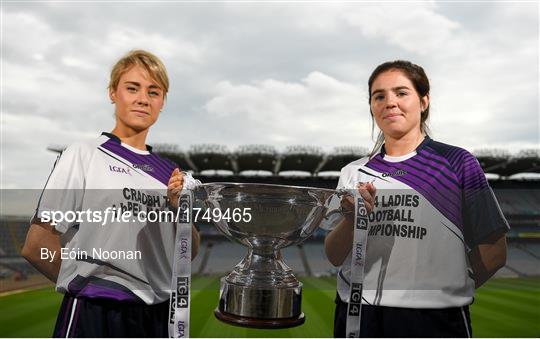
[167, 168, 185, 209]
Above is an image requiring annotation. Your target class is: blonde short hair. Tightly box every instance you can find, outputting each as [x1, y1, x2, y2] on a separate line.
[108, 50, 169, 97]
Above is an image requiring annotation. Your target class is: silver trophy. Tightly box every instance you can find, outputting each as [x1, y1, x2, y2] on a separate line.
[194, 183, 338, 329]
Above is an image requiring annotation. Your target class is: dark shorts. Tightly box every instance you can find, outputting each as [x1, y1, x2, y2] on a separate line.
[333, 294, 472, 338]
[53, 294, 169, 338]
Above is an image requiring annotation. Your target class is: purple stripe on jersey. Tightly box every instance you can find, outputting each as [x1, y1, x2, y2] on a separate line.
[425, 146, 466, 177]
[135, 153, 168, 177]
[387, 160, 461, 210]
[147, 154, 176, 182]
[372, 154, 458, 197]
[444, 147, 461, 163]
[445, 145, 461, 157]
[419, 147, 461, 176]
[412, 153, 459, 183]
[100, 138, 175, 185]
[462, 166, 489, 191]
[464, 176, 485, 188]
[367, 156, 463, 228]
[407, 156, 461, 197]
[415, 150, 460, 185]
[146, 153, 175, 178]
[100, 139, 176, 186]
[464, 182, 484, 191]
[76, 283, 142, 302]
[432, 144, 489, 191]
[367, 161, 462, 228]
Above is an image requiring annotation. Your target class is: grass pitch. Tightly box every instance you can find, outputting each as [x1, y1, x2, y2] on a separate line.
[0, 276, 538, 337]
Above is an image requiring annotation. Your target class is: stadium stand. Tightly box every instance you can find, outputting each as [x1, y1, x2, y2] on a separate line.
[0, 217, 28, 257]
[474, 148, 540, 177]
[234, 145, 278, 174]
[473, 149, 512, 175]
[277, 145, 324, 174]
[504, 243, 540, 276]
[188, 144, 235, 173]
[46, 143, 540, 177]
[152, 144, 196, 172]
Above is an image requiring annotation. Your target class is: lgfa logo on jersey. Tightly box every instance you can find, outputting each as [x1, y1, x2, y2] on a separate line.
[109, 165, 132, 175]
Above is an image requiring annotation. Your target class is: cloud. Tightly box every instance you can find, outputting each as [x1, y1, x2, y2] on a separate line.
[204, 71, 369, 146]
[342, 3, 461, 55]
[1, 112, 99, 189]
[1, 2, 538, 188]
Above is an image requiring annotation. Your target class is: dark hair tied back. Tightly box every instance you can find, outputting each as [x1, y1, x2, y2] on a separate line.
[367, 60, 431, 156]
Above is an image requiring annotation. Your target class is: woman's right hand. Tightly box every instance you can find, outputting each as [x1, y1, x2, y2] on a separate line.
[340, 182, 377, 217]
[358, 181, 376, 213]
[167, 168, 185, 210]
[326, 182, 376, 267]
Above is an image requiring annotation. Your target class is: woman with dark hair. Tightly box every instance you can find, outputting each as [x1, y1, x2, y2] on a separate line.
[325, 60, 508, 337]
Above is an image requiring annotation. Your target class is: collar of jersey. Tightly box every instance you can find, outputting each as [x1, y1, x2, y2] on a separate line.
[379, 135, 431, 162]
[101, 132, 153, 154]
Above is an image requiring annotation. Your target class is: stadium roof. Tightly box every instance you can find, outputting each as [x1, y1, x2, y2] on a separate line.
[474, 148, 540, 176]
[317, 146, 369, 173]
[47, 144, 540, 177]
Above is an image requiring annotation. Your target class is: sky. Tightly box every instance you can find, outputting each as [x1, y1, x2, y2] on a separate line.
[1, 1, 539, 189]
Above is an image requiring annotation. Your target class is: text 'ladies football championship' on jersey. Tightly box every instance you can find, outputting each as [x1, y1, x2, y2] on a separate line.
[333, 137, 509, 308]
[35, 133, 199, 305]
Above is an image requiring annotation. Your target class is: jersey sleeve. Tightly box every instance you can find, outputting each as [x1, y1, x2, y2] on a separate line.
[461, 152, 510, 249]
[34, 143, 87, 234]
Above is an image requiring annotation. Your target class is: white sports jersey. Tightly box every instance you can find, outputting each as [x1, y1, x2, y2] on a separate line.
[35, 133, 199, 305]
[331, 137, 509, 308]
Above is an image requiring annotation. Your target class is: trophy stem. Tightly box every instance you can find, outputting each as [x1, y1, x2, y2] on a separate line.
[226, 247, 298, 287]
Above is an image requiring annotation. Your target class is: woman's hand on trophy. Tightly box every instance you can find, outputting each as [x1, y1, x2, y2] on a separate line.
[167, 168, 185, 210]
[357, 181, 376, 213]
[340, 194, 355, 221]
[339, 181, 376, 219]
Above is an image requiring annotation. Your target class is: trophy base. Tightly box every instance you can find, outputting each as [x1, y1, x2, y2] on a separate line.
[215, 277, 305, 329]
[214, 309, 305, 329]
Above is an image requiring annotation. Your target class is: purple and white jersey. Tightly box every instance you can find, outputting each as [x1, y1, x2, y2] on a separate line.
[35, 133, 199, 305]
[334, 137, 509, 308]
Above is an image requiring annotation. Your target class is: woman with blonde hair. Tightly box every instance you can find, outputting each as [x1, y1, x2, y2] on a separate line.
[22, 50, 199, 337]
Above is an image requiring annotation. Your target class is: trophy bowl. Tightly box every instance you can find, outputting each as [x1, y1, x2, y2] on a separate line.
[194, 182, 338, 328]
